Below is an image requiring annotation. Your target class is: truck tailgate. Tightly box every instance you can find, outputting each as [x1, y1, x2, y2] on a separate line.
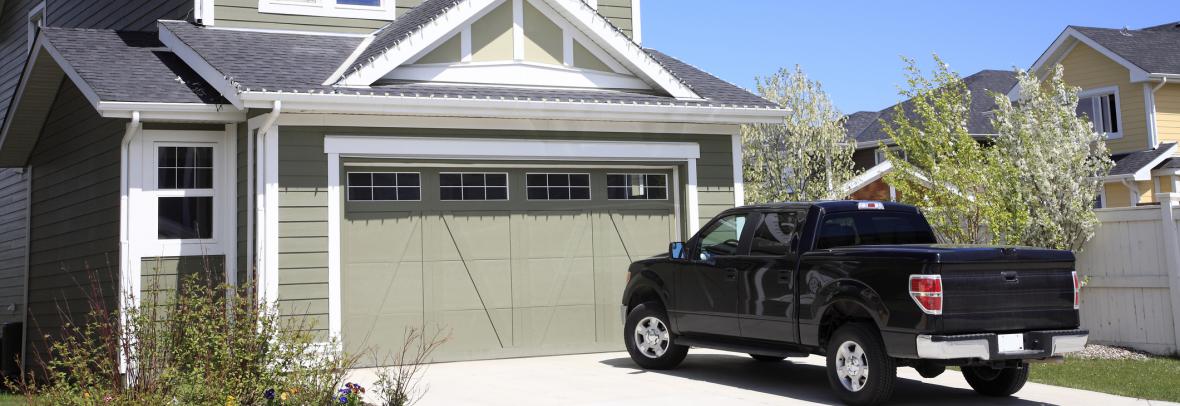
[938, 259, 1077, 334]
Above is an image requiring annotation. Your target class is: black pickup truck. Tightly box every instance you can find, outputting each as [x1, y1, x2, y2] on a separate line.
[620, 201, 1087, 405]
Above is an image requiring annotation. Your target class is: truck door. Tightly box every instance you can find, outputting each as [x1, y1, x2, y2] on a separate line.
[672, 213, 751, 336]
[739, 210, 806, 343]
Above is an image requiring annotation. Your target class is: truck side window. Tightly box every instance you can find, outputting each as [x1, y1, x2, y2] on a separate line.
[698, 214, 747, 258]
[816, 211, 936, 249]
[750, 212, 802, 256]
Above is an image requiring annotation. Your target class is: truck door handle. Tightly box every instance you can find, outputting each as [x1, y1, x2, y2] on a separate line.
[724, 268, 738, 280]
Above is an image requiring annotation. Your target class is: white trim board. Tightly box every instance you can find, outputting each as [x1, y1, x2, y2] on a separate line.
[158, 23, 245, 109]
[321, 135, 703, 340]
[258, 0, 397, 20]
[275, 113, 740, 134]
[384, 62, 649, 90]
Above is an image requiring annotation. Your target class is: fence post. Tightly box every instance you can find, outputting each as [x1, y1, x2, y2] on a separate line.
[1158, 193, 1180, 354]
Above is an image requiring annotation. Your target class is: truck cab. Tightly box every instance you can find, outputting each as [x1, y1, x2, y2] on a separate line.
[621, 201, 1087, 406]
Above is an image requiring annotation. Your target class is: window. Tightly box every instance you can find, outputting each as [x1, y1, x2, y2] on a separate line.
[697, 214, 747, 258]
[440, 173, 508, 201]
[815, 211, 936, 249]
[607, 174, 668, 200]
[258, 0, 396, 20]
[347, 172, 421, 201]
[526, 173, 591, 200]
[156, 146, 214, 240]
[874, 147, 906, 165]
[1077, 89, 1121, 138]
[750, 211, 804, 256]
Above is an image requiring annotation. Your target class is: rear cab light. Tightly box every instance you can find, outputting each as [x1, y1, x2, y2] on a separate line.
[909, 274, 943, 315]
[1072, 271, 1080, 310]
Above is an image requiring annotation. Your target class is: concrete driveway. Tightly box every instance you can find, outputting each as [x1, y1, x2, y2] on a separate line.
[347, 349, 1177, 405]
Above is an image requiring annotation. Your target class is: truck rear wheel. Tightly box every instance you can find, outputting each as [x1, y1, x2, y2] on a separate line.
[624, 302, 688, 370]
[962, 364, 1029, 397]
[825, 323, 896, 406]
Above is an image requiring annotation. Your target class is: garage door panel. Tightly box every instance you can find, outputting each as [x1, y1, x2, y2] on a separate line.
[345, 211, 421, 263]
[428, 213, 512, 261]
[344, 262, 423, 315]
[512, 305, 597, 348]
[430, 308, 511, 358]
[512, 257, 595, 307]
[513, 211, 594, 258]
[343, 312, 425, 360]
[603, 211, 676, 258]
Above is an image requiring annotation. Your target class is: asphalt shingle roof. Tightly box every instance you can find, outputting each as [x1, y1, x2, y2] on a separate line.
[161, 20, 779, 109]
[1110, 143, 1176, 176]
[1072, 25, 1180, 75]
[847, 69, 1018, 145]
[41, 27, 226, 104]
[347, 0, 463, 76]
[843, 111, 879, 139]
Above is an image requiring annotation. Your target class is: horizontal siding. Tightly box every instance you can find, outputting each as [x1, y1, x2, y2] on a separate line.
[24, 81, 123, 369]
[1059, 42, 1149, 154]
[46, 0, 191, 31]
[274, 126, 733, 332]
[1154, 83, 1180, 146]
[0, 168, 26, 325]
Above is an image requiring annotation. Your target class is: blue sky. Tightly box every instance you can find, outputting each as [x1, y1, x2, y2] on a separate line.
[642, 0, 1169, 114]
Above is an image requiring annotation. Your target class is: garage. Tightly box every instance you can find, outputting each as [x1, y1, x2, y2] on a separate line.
[340, 164, 678, 363]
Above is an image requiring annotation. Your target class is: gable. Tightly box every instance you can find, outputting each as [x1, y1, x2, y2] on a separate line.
[389, 0, 638, 89]
[332, 0, 699, 99]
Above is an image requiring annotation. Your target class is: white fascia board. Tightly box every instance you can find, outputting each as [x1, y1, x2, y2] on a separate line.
[323, 34, 375, 86]
[1132, 143, 1178, 181]
[158, 23, 245, 109]
[335, 0, 505, 86]
[540, 0, 698, 99]
[840, 161, 893, 195]
[384, 61, 651, 89]
[98, 102, 246, 122]
[324, 135, 701, 160]
[39, 39, 102, 109]
[1029, 28, 1151, 83]
[240, 91, 787, 124]
[277, 113, 739, 135]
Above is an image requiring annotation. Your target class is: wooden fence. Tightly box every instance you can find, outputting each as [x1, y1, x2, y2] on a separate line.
[1076, 194, 1180, 355]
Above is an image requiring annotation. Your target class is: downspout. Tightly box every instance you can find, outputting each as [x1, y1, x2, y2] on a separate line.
[1151, 78, 1169, 149]
[117, 111, 141, 375]
[252, 101, 280, 304]
[1122, 177, 1141, 206]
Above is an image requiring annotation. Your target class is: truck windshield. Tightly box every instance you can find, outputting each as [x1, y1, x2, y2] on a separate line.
[815, 211, 936, 249]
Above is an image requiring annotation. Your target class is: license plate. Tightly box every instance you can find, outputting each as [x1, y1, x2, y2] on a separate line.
[997, 333, 1025, 353]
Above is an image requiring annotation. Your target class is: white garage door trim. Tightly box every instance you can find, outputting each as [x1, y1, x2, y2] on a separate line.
[321, 135, 702, 340]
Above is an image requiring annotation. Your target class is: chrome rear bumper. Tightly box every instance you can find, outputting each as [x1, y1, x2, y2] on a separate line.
[916, 330, 1088, 361]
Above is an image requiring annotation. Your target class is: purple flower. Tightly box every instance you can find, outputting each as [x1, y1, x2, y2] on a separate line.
[338, 395, 348, 404]
[264, 389, 275, 400]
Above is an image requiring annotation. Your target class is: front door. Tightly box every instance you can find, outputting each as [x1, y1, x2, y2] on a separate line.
[739, 210, 806, 343]
[672, 213, 750, 336]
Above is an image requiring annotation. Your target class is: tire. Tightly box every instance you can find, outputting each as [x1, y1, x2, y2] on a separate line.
[624, 302, 688, 370]
[749, 354, 786, 362]
[961, 364, 1029, 397]
[825, 323, 897, 406]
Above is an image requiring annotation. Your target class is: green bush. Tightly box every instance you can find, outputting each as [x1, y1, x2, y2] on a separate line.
[8, 271, 356, 405]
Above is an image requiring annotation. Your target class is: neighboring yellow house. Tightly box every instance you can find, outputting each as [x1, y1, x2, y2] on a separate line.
[1021, 22, 1180, 208]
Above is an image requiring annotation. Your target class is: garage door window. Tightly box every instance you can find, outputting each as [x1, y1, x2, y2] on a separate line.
[156, 145, 214, 240]
[607, 173, 667, 200]
[440, 173, 509, 201]
[347, 172, 421, 201]
[526, 173, 591, 200]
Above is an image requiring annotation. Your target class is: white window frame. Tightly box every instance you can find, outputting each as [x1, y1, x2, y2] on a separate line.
[1078, 86, 1123, 140]
[131, 130, 233, 257]
[525, 172, 592, 201]
[439, 172, 510, 201]
[345, 171, 422, 202]
[258, 0, 396, 20]
[606, 173, 668, 201]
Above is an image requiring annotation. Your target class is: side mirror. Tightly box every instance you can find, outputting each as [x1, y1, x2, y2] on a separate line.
[669, 242, 687, 260]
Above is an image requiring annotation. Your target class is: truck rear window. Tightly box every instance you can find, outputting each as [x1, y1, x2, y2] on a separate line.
[815, 211, 936, 249]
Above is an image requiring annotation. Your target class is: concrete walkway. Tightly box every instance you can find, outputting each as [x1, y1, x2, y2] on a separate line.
[347, 349, 1177, 405]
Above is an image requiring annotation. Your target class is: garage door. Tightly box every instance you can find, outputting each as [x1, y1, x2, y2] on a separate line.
[341, 165, 676, 364]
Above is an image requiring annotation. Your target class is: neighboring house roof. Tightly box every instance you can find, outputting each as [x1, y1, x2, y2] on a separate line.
[1070, 25, 1180, 75]
[1106, 142, 1177, 181]
[41, 27, 226, 104]
[842, 111, 879, 139]
[847, 69, 1017, 147]
[159, 20, 780, 109]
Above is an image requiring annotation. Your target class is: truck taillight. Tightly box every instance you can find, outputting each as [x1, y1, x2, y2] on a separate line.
[1072, 271, 1080, 310]
[909, 275, 943, 315]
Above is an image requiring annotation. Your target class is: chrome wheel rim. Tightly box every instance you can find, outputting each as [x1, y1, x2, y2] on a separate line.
[835, 340, 870, 392]
[633, 316, 670, 359]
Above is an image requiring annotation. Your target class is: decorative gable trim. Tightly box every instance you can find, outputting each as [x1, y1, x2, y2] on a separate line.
[159, 23, 245, 109]
[385, 61, 652, 89]
[332, 0, 701, 100]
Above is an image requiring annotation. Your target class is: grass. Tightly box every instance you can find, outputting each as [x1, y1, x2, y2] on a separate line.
[1028, 356, 1180, 402]
[0, 394, 24, 406]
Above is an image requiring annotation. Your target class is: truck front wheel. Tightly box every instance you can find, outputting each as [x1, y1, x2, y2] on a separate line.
[825, 323, 897, 406]
[624, 302, 688, 370]
[962, 364, 1029, 397]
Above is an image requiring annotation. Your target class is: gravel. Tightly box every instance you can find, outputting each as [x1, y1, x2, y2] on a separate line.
[1069, 344, 1151, 361]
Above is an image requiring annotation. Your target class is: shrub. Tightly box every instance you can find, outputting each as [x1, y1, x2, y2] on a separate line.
[370, 328, 449, 406]
[9, 267, 357, 405]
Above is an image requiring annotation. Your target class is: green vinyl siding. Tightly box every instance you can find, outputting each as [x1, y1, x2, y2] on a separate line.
[24, 81, 123, 368]
[275, 126, 735, 339]
[598, 0, 633, 38]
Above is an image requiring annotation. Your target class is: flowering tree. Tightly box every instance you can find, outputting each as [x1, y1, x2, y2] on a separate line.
[990, 66, 1114, 251]
[742, 65, 855, 204]
[881, 56, 1019, 244]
